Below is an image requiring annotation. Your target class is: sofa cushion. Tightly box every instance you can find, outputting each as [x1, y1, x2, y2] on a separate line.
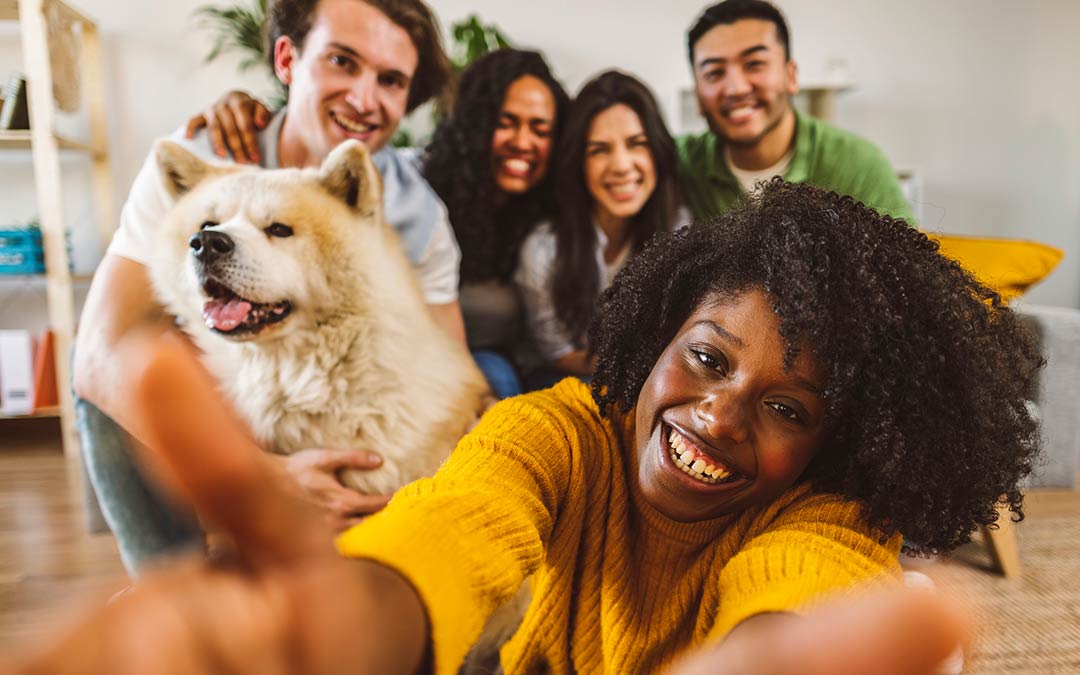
[928, 233, 1063, 301]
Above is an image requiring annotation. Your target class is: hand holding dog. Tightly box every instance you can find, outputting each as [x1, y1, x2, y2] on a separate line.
[184, 90, 270, 165]
[272, 448, 393, 531]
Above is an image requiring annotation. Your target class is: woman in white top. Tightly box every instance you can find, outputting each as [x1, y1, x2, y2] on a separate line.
[516, 70, 683, 388]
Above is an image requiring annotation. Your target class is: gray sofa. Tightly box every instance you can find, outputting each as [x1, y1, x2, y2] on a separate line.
[1020, 303, 1080, 489]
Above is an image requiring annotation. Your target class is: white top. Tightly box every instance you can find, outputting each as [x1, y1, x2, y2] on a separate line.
[514, 221, 635, 362]
[108, 113, 460, 304]
[724, 145, 795, 193]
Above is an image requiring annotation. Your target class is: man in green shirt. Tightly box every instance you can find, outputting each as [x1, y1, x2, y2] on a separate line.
[679, 0, 914, 223]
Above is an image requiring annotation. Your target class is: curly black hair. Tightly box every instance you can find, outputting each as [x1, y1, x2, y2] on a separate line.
[590, 179, 1043, 555]
[423, 49, 570, 283]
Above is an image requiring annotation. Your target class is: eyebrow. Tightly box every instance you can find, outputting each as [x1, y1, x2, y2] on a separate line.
[500, 111, 553, 125]
[693, 320, 746, 348]
[697, 44, 769, 70]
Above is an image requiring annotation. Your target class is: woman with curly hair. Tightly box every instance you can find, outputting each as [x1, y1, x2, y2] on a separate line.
[515, 70, 683, 387]
[20, 180, 1031, 674]
[422, 49, 570, 394]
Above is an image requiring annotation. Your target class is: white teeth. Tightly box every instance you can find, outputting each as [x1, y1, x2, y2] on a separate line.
[609, 183, 637, 196]
[334, 114, 375, 133]
[726, 105, 755, 121]
[666, 426, 737, 485]
[504, 158, 530, 173]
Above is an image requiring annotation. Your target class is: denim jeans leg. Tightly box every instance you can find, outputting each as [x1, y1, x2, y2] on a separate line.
[75, 397, 203, 576]
[471, 350, 523, 399]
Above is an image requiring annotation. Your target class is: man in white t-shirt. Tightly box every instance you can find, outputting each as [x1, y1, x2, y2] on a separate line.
[73, 0, 459, 573]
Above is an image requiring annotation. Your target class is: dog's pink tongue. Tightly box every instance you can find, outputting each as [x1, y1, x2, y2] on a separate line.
[202, 298, 252, 332]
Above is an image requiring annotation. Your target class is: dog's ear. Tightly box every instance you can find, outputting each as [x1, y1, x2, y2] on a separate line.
[155, 140, 214, 199]
[317, 140, 381, 217]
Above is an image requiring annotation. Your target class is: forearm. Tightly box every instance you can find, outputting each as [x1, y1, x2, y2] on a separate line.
[427, 300, 467, 347]
[73, 254, 181, 445]
[347, 559, 431, 675]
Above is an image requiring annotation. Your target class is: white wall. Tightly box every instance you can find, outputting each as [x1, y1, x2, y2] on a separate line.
[1, 0, 1077, 328]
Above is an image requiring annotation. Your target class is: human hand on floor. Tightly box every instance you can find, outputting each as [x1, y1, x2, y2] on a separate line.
[669, 586, 970, 675]
[7, 333, 428, 675]
[184, 89, 271, 165]
[272, 448, 393, 532]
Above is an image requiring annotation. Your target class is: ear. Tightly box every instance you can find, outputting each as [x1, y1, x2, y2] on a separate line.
[273, 35, 295, 86]
[317, 140, 382, 217]
[155, 140, 213, 199]
[786, 59, 800, 95]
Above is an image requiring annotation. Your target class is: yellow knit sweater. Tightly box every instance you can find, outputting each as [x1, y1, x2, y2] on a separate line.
[337, 378, 901, 675]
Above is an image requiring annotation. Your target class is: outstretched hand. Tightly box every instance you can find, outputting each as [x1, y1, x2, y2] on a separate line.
[184, 90, 271, 165]
[8, 333, 427, 675]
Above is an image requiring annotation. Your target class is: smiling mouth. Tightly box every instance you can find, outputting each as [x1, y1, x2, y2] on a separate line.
[722, 103, 760, 122]
[606, 181, 641, 200]
[201, 278, 292, 336]
[665, 424, 745, 485]
[330, 110, 378, 136]
[498, 157, 533, 178]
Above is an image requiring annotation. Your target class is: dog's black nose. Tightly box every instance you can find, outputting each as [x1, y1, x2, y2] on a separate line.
[189, 230, 235, 263]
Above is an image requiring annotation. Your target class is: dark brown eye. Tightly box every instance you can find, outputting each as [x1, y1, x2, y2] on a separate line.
[265, 222, 293, 238]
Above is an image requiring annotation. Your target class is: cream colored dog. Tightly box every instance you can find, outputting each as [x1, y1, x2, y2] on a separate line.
[147, 139, 490, 494]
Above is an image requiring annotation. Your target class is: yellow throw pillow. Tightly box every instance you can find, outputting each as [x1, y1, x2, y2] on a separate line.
[927, 233, 1064, 301]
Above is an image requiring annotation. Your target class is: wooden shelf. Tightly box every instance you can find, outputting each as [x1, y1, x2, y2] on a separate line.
[0, 130, 102, 156]
[0, 405, 60, 420]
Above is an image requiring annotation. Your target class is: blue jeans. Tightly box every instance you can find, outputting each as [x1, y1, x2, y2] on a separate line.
[76, 398, 202, 576]
[472, 350, 522, 399]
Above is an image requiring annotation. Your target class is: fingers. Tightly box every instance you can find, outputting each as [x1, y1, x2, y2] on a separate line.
[769, 588, 970, 675]
[204, 108, 229, 160]
[126, 332, 335, 566]
[229, 98, 261, 165]
[183, 113, 207, 139]
[213, 105, 250, 164]
[311, 448, 384, 472]
[254, 102, 272, 129]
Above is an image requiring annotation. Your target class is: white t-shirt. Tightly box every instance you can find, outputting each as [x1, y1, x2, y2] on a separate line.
[724, 145, 795, 194]
[514, 221, 635, 362]
[108, 112, 460, 304]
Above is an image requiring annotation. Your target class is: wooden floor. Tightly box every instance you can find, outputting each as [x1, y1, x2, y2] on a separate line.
[2, 417, 1078, 669]
[0, 418, 127, 654]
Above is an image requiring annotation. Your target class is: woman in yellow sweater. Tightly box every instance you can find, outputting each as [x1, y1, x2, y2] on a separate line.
[13, 180, 1036, 674]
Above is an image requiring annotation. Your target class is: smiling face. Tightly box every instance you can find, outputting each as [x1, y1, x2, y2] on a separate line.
[275, 0, 418, 164]
[633, 288, 827, 522]
[692, 18, 798, 149]
[584, 103, 658, 229]
[490, 75, 557, 194]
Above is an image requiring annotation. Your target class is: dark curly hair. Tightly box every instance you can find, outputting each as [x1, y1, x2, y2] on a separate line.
[551, 70, 680, 346]
[590, 179, 1043, 555]
[423, 49, 570, 283]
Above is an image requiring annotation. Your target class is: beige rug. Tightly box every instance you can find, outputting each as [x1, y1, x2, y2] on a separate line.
[927, 515, 1080, 674]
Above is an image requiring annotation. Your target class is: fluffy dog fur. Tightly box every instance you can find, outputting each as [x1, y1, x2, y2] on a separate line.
[147, 139, 490, 494]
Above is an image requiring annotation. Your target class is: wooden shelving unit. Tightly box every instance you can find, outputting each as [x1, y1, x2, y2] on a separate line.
[0, 0, 114, 456]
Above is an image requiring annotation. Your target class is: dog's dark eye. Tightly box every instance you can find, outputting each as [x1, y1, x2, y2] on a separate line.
[265, 222, 294, 238]
[200, 221, 217, 231]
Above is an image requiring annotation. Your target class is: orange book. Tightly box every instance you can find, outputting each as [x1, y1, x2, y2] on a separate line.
[32, 328, 58, 411]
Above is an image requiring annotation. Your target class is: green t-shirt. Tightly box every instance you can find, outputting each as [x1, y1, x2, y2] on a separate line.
[677, 110, 915, 224]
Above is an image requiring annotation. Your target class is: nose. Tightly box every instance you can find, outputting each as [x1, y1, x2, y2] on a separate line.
[189, 229, 235, 264]
[721, 66, 753, 98]
[693, 390, 750, 445]
[609, 144, 633, 173]
[346, 70, 378, 112]
[509, 126, 535, 152]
